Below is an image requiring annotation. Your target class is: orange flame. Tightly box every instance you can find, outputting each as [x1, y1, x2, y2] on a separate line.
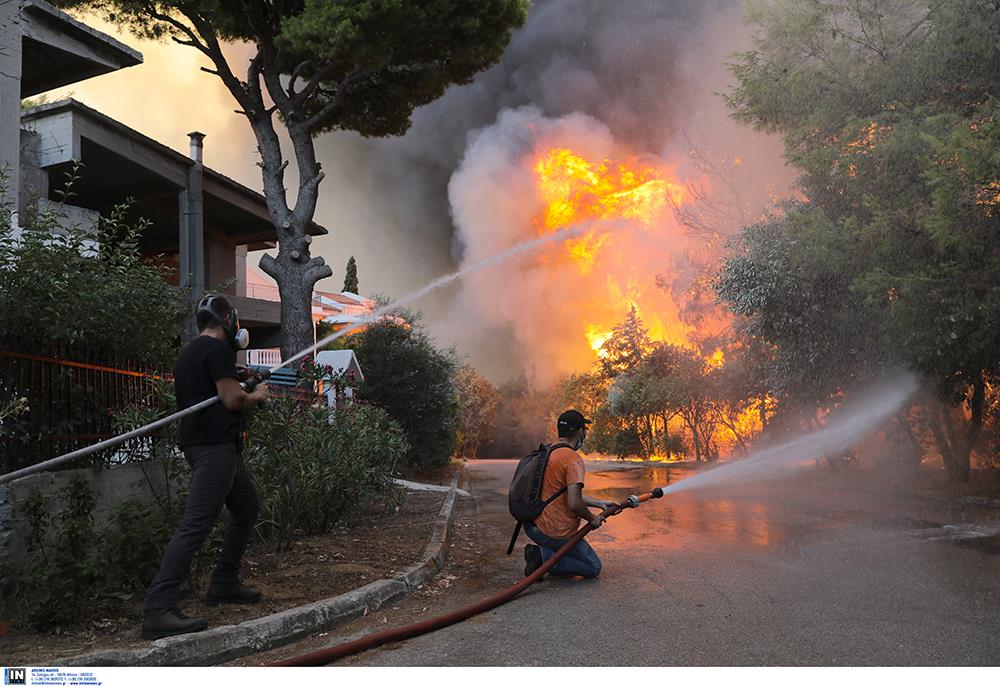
[531, 147, 692, 354]
[534, 148, 685, 231]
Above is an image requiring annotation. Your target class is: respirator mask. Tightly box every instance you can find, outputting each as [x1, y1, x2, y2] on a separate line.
[575, 427, 587, 451]
[197, 294, 250, 350]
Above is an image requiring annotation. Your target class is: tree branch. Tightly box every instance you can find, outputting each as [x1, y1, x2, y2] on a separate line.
[305, 257, 333, 286]
[304, 69, 370, 132]
[292, 62, 339, 106]
[258, 252, 279, 280]
[288, 60, 315, 98]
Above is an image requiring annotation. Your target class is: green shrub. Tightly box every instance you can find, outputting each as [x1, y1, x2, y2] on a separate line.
[100, 500, 174, 590]
[0, 477, 100, 628]
[248, 398, 407, 550]
[348, 314, 458, 469]
[0, 167, 187, 366]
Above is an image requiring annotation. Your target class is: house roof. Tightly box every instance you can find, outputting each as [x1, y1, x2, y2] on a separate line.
[315, 349, 364, 382]
[21, 98, 328, 249]
[20, 1, 142, 97]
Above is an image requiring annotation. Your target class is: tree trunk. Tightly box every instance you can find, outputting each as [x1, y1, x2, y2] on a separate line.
[893, 408, 923, 469]
[661, 412, 672, 460]
[686, 411, 702, 463]
[926, 375, 984, 483]
[237, 58, 331, 361]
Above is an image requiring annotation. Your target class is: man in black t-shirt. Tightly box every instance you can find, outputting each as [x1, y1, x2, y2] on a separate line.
[142, 295, 269, 640]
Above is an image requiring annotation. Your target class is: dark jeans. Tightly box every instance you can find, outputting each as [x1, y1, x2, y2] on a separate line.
[524, 522, 602, 578]
[145, 443, 259, 610]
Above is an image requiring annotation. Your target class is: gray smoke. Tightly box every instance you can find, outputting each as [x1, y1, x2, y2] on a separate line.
[307, 0, 792, 382]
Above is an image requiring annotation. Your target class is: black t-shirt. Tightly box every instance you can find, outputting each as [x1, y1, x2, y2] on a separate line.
[175, 335, 242, 448]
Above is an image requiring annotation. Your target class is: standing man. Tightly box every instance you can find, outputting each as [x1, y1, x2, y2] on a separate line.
[142, 295, 269, 640]
[523, 410, 615, 578]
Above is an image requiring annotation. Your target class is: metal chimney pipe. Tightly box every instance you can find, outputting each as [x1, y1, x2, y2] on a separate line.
[188, 131, 206, 163]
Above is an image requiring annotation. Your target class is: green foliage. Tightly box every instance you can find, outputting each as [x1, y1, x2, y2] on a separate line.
[112, 377, 179, 463]
[716, 208, 888, 409]
[0, 166, 187, 366]
[453, 365, 500, 458]
[274, 0, 529, 136]
[342, 255, 359, 294]
[100, 500, 175, 589]
[609, 427, 644, 460]
[720, 0, 1000, 478]
[1, 478, 99, 628]
[248, 398, 406, 548]
[1, 388, 407, 628]
[348, 314, 458, 468]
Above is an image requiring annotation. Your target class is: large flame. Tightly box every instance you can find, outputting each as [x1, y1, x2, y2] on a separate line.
[530, 147, 692, 355]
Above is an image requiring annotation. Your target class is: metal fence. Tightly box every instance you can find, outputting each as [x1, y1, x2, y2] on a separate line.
[0, 346, 163, 473]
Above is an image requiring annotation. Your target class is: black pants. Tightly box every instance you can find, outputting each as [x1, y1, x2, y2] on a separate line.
[145, 442, 259, 610]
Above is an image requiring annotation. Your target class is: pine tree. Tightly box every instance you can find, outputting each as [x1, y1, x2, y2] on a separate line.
[600, 305, 652, 379]
[342, 256, 359, 294]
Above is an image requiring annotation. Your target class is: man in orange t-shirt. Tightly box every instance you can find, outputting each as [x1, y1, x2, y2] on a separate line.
[523, 410, 616, 578]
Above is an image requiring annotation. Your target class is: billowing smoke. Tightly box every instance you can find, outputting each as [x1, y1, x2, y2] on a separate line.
[313, 0, 794, 383]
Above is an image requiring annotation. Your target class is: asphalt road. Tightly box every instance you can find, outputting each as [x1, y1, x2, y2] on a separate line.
[255, 459, 1000, 666]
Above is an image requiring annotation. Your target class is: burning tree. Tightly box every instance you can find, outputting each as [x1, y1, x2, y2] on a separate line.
[55, 0, 528, 358]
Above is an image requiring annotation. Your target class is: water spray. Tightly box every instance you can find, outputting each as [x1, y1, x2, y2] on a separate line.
[0, 221, 601, 485]
[654, 375, 919, 497]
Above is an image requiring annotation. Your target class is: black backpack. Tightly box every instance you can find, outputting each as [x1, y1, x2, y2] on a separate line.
[506, 441, 573, 554]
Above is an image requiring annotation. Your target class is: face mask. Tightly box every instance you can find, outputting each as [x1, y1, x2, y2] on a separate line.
[233, 326, 250, 350]
[228, 308, 250, 350]
[575, 429, 587, 451]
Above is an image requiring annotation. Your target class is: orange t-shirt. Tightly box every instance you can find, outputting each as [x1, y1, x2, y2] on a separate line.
[533, 445, 586, 539]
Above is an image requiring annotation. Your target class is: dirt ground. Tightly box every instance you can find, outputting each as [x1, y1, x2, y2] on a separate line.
[0, 484, 451, 665]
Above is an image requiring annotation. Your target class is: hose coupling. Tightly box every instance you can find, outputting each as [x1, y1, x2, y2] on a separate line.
[625, 494, 641, 508]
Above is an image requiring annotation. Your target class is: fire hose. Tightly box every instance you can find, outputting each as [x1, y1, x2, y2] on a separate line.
[267, 487, 665, 667]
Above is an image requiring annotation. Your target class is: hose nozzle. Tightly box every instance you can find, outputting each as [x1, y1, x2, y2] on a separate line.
[238, 367, 271, 392]
[651, 487, 664, 499]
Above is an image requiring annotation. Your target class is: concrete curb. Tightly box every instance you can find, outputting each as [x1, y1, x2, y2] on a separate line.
[55, 474, 462, 667]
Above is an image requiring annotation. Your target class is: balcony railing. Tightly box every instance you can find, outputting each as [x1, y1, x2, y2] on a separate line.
[245, 283, 281, 301]
[247, 348, 282, 367]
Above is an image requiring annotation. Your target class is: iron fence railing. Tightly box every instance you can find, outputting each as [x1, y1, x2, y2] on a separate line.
[0, 346, 164, 473]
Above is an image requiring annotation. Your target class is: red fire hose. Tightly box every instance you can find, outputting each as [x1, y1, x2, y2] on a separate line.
[268, 488, 665, 667]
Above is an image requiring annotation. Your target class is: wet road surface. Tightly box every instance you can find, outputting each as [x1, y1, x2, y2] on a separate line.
[251, 459, 1000, 666]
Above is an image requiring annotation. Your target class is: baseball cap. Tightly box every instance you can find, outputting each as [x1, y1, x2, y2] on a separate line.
[557, 409, 592, 436]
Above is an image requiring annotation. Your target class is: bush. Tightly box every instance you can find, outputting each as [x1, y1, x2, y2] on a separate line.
[247, 398, 407, 550]
[0, 167, 187, 366]
[348, 314, 458, 468]
[0, 477, 100, 628]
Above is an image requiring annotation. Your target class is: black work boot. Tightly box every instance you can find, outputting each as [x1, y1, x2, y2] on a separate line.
[142, 607, 208, 640]
[206, 580, 261, 605]
[524, 544, 543, 576]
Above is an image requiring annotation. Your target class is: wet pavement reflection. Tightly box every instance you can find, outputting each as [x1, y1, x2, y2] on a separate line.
[585, 465, 819, 552]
